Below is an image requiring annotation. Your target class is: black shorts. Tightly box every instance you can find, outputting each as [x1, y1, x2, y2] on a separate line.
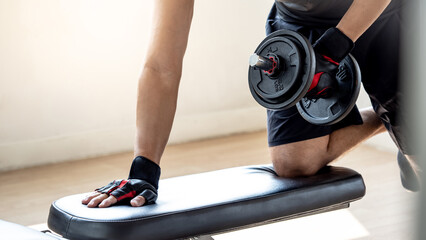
[265, 3, 412, 154]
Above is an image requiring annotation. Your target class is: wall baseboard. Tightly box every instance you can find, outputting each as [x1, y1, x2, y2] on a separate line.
[169, 107, 266, 144]
[2, 105, 396, 172]
[0, 107, 267, 171]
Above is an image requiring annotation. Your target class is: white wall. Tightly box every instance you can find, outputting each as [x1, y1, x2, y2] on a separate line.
[0, 0, 273, 171]
[0, 0, 396, 171]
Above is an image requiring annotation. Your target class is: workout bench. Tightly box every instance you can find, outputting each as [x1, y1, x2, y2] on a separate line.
[3, 164, 366, 240]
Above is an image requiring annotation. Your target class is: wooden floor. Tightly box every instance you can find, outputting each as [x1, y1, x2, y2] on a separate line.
[0, 131, 419, 239]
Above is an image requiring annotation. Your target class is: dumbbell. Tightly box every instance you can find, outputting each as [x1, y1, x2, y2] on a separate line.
[248, 29, 361, 125]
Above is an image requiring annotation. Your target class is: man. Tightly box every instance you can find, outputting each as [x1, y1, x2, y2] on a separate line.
[82, 0, 417, 209]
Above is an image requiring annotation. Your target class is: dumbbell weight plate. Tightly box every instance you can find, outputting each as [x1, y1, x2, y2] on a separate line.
[248, 29, 315, 110]
[296, 54, 361, 125]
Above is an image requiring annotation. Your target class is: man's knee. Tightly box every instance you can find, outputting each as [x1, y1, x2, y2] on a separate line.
[269, 137, 331, 178]
[271, 155, 321, 178]
[270, 145, 329, 178]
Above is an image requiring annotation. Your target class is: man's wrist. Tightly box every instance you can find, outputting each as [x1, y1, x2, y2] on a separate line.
[313, 27, 354, 63]
[128, 156, 161, 189]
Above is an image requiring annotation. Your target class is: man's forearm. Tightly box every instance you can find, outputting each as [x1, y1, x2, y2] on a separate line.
[133, 66, 180, 165]
[133, 0, 194, 165]
[337, 0, 391, 42]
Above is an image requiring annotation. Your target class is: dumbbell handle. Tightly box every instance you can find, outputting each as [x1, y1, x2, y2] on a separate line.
[249, 54, 274, 71]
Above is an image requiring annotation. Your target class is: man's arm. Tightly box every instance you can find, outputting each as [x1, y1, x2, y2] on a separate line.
[135, 0, 194, 164]
[307, 0, 392, 98]
[82, 0, 194, 208]
[337, 0, 391, 42]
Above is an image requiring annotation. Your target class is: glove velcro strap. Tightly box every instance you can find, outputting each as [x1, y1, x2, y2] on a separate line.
[128, 156, 161, 190]
[313, 27, 354, 63]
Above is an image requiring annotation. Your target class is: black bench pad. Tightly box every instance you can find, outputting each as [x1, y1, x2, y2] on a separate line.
[48, 165, 365, 240]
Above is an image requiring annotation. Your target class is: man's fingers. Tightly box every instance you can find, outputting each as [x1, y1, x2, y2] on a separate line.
[130, 196, 146, 207]
[83, 178, 157, 208]
[82, 192, 118, 208]
[82, 192, 102, 205]
[87, 193, 109, 208]
[99, 195, 118, 208]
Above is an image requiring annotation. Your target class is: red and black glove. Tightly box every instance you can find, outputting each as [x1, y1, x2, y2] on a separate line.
[96, 156, 161, 205]
[306, 28, 354, 98]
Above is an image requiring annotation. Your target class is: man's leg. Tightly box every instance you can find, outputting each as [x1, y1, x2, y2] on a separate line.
[270, 107, 385, 178]
[398, 152, 421, 191]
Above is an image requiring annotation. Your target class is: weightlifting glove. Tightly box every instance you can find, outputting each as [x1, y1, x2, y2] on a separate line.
[306, 28, 354, 98]
[96, 156, 161, 205]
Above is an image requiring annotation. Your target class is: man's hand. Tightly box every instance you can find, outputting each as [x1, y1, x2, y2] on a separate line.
[82, 156, 161, 208]
[82, 179, 157, 208]
[306, 28, 354, 98]
[305, 53, 340, 98]
[82, 192, 146, 208]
